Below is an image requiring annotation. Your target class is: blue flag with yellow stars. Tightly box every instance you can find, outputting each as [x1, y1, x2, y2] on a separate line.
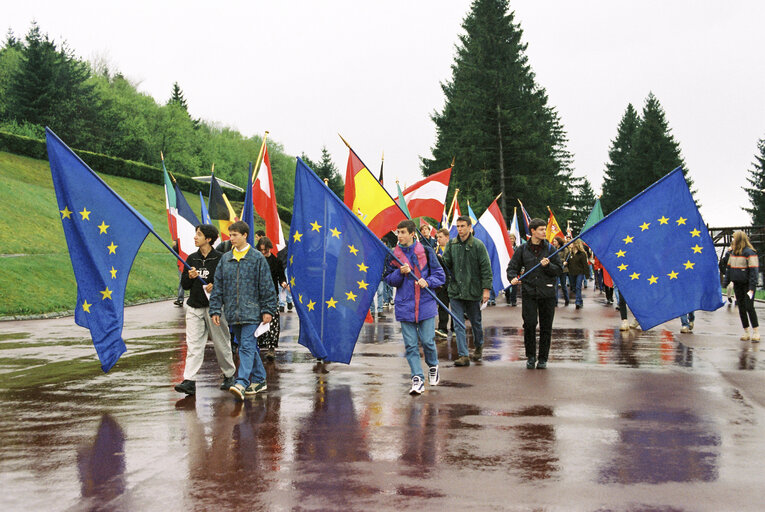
[288, 158, 391, 363]
[580, 167, 724, 330]
[47, 128, 152, 372]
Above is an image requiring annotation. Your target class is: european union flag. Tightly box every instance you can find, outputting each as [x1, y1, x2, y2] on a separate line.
[580, 168, 724, 330]
[288, 158, 390, 363]
[47, 128, 152, 372]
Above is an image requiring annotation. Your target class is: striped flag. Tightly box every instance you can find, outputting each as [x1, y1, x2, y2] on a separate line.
[473, 199, 514, 294]
[401, 167, 451, 220]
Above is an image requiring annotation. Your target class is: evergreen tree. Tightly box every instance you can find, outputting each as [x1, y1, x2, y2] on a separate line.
[567, 177, 596, 233]
[167, 81, 188, 111]
[744, 136, 765, 226]
[313, 146, 344, 198]
[422, 0, 573, 220]
[628, 92, 693, 200]
[601, 103, 640, 214]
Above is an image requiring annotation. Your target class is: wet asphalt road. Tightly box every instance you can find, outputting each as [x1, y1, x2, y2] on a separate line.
[1, 288, 765, 511]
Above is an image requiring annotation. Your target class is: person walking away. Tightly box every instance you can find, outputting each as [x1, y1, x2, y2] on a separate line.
[434, 227, 452, 338]
[441, 215, 493, 366]
[550, 237, 565, 306]
[209, 221, 278, 400]
[720, 243, 735, 305]
[505, 233, 520, 306]
[174, 224, 236, 395]
[384, 220, 446, 395]
[725, 230, 759, 341]
[507, 218, 562, 369]
[255, 236, 287, 361]
[565, 239, 588, 309]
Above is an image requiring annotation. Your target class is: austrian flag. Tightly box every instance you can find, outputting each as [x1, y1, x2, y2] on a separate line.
[402, 167, 451, 220]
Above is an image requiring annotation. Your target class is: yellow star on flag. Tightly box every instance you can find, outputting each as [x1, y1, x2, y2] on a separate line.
[639, 222, 650, 231]
[326, 297, 338, 308]
[293, 231, 303, 242]
[109, 266, 118, 279]
[667, 270, 679, 280]
[290, 276, 296, 287]
[629, 272, 640, 280]
[357, 262, 368, 272]
[310, 221, 322, 232]
[298, 294, 303, 303]
[98, 221, 109, 234]
[683, 260, 695, 270]
[648, 275, 658, 285]
[357, 279, 369, 290]
[691, 244, 703, 254]
[60, 206, 73, 219]
[307, 300, 316, 311]
[79, 207, 91, 220]
[623, 235, 634, 244]
[618, 263, 628, 271]
[100, 287, 113, 300]
[290, 255, 294, 265]
[348, 245, 359, 255]
[615, 250, 626, 258]
[82, 300, 92, 313]
[330, 227, 341, 238]
[690, 228, 701, 237]
[676, 217, 687, 225]
[107, 242, 118, 254]
[658, 216, 669, 225]
[345, 291, 358, 301]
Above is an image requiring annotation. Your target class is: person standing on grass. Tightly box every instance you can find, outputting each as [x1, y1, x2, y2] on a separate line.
[209, 221, 277, 401]
[725, 230, 759, 341]
[507, 218, 562, 369]
[384, 220, 446, 395]
[174, 224, 236, 395]
[441, 215, 493, 366]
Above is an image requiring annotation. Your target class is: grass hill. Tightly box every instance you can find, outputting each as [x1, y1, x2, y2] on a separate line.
[0, 150, 267, 316]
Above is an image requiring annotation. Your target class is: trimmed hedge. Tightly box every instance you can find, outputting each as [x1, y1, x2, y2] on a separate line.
[0, 130, 294, 224]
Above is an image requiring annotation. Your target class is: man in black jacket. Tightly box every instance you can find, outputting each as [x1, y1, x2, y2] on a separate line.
[506, 218, 563, 369]
[174, 224, 236, 395]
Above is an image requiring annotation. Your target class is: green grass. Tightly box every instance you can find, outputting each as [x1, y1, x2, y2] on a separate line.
[0, 150, 274, 316]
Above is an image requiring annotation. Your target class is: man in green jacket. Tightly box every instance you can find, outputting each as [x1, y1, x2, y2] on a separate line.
[442, 215, 493, 366]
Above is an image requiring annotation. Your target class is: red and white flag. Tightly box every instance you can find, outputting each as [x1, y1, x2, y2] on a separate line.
[252, 144, 285, 254]
[402, 167, 451, 220]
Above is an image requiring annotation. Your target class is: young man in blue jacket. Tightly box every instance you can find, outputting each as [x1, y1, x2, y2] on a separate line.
[209, 221, 278, 400]
[384, 220, 446, 395]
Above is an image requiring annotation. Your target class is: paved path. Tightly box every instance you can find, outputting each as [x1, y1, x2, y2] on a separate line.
[1, 288, 764, 511]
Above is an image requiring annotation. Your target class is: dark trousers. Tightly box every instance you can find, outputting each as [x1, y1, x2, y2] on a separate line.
[618, 293, 628, 320]
[604, 286, 614, 303]
[734, 282, 759, 328]
[522, 295, 556, 362]
[505, 284, 517, 304]
[435, 286, 451, 332]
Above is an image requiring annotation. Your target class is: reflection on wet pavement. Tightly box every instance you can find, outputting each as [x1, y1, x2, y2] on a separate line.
[1, 299, 765, 510]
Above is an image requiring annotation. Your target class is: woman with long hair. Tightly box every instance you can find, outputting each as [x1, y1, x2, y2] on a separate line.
[564, 239, 588, 309]
[726, 231, 759, 341]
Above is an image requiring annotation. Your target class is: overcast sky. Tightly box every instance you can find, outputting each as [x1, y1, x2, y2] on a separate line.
[6, 0, 765, 226]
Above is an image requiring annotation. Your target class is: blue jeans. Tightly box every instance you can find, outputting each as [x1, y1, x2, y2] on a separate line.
[450, 298, 483, 357]
[574, 274, 585, 306]
[400, 316, 438, 379]
[231, 323, 266, 387]
[383, 282, 393, 304]
[681, 311, 695, 327]
[370, 281, 385, 313]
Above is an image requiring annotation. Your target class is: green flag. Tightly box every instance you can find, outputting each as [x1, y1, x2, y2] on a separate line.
[581, 197, 604, 233]
[396, 182, 412, 219]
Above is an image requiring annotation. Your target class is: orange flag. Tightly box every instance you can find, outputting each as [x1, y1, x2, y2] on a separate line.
[546, 206, 565, 242]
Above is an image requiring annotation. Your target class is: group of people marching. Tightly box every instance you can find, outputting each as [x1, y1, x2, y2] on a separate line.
[172, 216, 760, 399]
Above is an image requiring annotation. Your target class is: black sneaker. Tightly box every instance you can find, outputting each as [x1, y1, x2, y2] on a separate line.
[173, 299, 184, 307]
[220, 375, 235, 390]
[377, 312, 386, 319]
[471, 344, 483, 362]
[526, 357, 536, 369]
[174, 380, 196, 395]
[287, 302, 293, 311]
[279, 306, 285, 313]
[536, 360, 547, 369]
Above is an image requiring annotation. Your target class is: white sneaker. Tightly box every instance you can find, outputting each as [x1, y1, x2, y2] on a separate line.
[689, 321, 694, 330]
[409, 376, 424, 395]
[620, 320, 629, 331]
[629, 319, 641, 330]
[428, 365, 440, 386]
[680, 325, 690, 333]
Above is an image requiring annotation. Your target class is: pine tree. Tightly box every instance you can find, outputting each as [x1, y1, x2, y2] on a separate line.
[744, 137, 765, 226]
[567, 177, 596, 232]
[601, 103, 640, 214]
[168, 81, 188, 111]
[314, 146, 344, 198]
[421, 0, 573, 220]
[628, 92, 693, 200]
